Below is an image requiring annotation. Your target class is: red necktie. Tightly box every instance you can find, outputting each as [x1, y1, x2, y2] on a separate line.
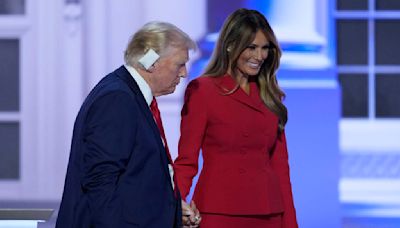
[150, 97, 179, 197]
[150, 97, 174, 163]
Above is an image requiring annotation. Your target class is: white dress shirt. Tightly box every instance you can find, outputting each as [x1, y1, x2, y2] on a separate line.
[124, 65, 175, 190]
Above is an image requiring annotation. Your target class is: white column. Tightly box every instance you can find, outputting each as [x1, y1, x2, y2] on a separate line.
[35, 0, 66, 200]
[48, 1, 85, 199]
[268, 0, 324, 43]
[34, 0, 86, 200]
[142, 0, 206, 41]
[82, 0, 109, 93]
[107, 0, 145, 71]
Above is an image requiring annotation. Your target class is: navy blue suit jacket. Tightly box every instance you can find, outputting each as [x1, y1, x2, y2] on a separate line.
[56, 66, 181, 228]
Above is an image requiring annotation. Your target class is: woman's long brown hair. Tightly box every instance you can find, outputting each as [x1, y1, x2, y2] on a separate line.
[203, 8, 287, 131]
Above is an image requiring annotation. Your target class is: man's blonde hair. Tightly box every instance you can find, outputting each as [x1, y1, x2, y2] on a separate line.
[124, 21, 196, 68]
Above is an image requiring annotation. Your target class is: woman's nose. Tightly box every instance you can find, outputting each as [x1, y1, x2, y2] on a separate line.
[254, 49, 265, 61]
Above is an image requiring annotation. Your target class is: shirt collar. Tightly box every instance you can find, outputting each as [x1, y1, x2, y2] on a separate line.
[124, 64, 153, 106]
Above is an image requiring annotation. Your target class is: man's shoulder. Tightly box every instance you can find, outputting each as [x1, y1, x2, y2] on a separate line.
[92, 70, 134, 96]
[81, 71, 137, 110]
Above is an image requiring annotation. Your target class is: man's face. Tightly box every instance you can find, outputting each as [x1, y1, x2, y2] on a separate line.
[151, 47, 189, 96]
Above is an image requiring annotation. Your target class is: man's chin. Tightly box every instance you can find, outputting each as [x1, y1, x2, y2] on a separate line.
[161, 87, 176, 96]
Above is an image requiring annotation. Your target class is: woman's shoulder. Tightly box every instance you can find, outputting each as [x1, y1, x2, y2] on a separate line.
[187, 75, 226, 90]
[189, 75, 214, 84]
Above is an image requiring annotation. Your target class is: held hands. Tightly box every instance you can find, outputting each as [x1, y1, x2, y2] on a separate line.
[182, 200, 201, 228]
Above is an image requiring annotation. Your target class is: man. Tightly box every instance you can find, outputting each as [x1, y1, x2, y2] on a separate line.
[56, 21, 200, 228]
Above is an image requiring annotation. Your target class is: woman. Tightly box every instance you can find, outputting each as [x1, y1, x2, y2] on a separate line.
[174, 8, 298, 228]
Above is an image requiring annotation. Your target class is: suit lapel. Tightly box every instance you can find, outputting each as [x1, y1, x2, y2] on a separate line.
[214, 75, 265, 113]
[114, 66, 172, 176]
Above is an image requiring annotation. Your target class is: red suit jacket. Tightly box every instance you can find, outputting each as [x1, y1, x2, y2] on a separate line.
[174, 75, 298, 227]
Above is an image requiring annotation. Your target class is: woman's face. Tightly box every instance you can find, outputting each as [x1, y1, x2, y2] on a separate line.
[235, 30, 270, 77]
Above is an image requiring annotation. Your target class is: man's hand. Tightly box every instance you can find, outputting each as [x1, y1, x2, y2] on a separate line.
[182, 200, 201, 228]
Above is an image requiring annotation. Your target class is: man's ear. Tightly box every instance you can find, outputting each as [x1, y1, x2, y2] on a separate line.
[147, 64, 156, 73]
[139, 49, 160, 70]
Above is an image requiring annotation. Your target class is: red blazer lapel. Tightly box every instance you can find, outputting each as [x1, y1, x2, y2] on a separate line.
[213, 74, 266, 113]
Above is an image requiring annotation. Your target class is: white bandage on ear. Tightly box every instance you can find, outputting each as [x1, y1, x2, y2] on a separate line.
[138, 49, 160, 70]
